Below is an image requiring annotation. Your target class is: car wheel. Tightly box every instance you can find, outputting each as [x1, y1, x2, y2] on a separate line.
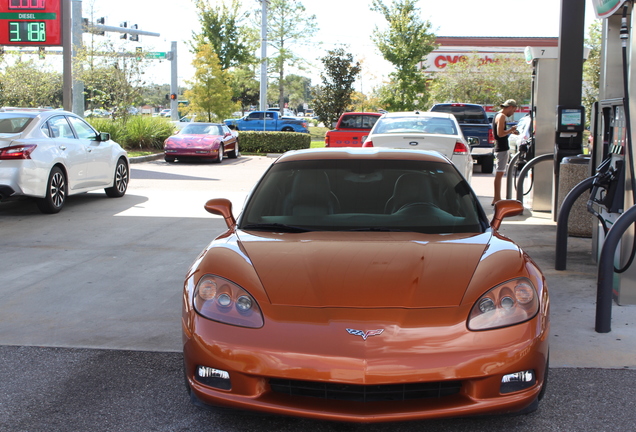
[165, 156, 175, 163]
[227, 142, 239, 159]
[105, 158, 129, 197]
[214, 144, 224, 163]
[36, 166, 66, 214]
[481, 155, 494, 174]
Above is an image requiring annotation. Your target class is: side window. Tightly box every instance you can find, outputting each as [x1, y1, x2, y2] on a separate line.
[68, 116, 98, 140]
[41, 122, 51, 137]
[248, 112, 263, 120]
[265, 112, 274, 120]
[49, 115, 75, 139]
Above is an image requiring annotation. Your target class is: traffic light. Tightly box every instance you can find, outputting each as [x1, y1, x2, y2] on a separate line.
[130, 24, 139, 42]
[96, 17, 105, 36]
[120, 21, 128, 39]
[38, 47, 45, 59]
[165, 94, 170, 101]
[170, 94, 177, 100]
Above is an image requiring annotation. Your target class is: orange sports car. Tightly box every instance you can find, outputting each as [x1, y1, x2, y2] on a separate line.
[182, 148, 549, 423]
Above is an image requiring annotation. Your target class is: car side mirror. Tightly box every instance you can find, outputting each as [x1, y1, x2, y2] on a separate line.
[490, 199, 523, 231]
[205, 198, 236, 229]
[98, 132, 110, 142]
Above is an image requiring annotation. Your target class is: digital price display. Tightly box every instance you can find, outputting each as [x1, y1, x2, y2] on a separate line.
[0, 0, 61, 46]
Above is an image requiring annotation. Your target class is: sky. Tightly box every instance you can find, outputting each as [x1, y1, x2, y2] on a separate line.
[84, 0, 601, 91]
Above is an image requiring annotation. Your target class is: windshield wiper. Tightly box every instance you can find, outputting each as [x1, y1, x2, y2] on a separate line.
[241, 223, 314, 233]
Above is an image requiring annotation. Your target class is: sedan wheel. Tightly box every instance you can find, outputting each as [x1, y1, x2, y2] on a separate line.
[105, 158, 129, 197]
[36, 166, 66, 214]
[214, 144, 224, 163]
[227, 142, 239, 159]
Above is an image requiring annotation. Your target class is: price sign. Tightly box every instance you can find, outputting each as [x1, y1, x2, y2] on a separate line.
[0, 0, 62, 46]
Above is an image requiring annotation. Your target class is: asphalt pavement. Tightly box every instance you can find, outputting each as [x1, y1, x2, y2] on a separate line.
[1, 155, 636, 431]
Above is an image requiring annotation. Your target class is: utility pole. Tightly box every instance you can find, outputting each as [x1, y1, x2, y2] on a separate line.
[170, 41, 178, 120]
[259, 0, 268, 111]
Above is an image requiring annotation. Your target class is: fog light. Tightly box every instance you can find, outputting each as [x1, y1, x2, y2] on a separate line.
[500, 370, 536, 394]
[195, 366, 231, 390]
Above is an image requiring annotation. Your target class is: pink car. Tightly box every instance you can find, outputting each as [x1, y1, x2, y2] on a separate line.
[164, 123, 239, 163]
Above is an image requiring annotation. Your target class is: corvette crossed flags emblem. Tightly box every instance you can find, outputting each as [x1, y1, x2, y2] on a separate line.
[346, 328, 384, 340]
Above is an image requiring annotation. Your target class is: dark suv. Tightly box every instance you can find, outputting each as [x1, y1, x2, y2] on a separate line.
[430, 103, 495, 173]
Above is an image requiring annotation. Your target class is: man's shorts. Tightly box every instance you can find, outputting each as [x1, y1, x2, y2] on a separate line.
[495, 151, 509, 173]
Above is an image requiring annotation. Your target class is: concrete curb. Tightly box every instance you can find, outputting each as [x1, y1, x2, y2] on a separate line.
[129, 153, 164, 164]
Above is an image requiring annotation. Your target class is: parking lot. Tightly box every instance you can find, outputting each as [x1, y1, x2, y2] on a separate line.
[1, 156, 636, 431]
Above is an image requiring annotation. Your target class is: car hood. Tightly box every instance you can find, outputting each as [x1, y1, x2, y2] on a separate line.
[236, 230, 490, 308]
[166, 134, 219, 148]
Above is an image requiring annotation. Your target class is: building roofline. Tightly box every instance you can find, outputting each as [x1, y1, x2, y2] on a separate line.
[435, 36, 559, 48]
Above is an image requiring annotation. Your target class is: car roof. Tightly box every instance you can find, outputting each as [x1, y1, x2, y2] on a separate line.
[380, 111, 454, 120]
[276, 147, 451, 164]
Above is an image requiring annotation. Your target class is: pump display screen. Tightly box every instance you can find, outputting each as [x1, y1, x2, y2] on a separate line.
[0, 0, 61, 46]
[557, 106, 585, 132]
[561, 109, 582, 126]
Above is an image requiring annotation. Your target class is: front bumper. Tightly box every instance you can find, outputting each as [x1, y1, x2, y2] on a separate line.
[183, 307, 549, 423]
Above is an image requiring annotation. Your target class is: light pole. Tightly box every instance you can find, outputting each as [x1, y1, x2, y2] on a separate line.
[259, 0, 269, 111]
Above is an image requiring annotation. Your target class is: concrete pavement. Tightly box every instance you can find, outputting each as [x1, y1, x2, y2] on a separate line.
[470, 173, 636, 369]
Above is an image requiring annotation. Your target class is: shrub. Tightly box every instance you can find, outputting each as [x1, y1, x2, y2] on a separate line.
[87, 118, 126, 144]
[238, 131, 311, 153]
[122, 116, 175, 150]
[86, 116, 176, 150]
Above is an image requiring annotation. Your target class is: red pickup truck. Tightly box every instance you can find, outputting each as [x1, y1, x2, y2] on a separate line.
[324, 112, 382, 147]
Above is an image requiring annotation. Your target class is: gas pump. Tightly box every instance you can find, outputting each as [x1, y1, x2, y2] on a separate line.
[588, 100, 626, 242]
[589, 2, 636, 306]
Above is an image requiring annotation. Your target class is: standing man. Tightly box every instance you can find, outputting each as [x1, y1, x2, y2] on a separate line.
[492, 99, 519, 205]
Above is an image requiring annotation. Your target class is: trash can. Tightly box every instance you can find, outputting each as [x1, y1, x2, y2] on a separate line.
[558, 155, 593, 237]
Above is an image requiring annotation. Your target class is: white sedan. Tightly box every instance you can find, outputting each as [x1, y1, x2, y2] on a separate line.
[362, 111, 474, 182]
[0, 108, 129, 213]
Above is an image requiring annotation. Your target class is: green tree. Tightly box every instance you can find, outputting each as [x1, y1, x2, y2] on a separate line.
[75, 40, 147, 120]
[265, 0, 318, 112]
[140, 83, 172, 109]
[583, 20, 602, 127]
[0, 59, 62, 107]
[370, 0, 436, 110]
[428, 55, 531, 107]
[192, 0, 257, 70]
[228, 65, 260, 113]
[184, 44, 238, 122]
[311, 48, 361, 127]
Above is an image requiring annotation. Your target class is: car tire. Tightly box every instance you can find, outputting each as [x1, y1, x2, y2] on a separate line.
[227, 142, 239, 159]
[481, 155, 494, 174]
[36, 166, 66, 214]
[105, 158, 129, 198]
[214, 144, 224, 163]
[165, 156, 175, 163]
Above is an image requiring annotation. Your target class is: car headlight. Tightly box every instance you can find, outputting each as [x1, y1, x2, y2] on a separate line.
[468, 278, 539, 331]
[194, 275, 264, 328]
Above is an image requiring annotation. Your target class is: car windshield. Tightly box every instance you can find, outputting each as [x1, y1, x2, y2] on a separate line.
[340, 115, 380, 129]
[431, 105, 489, 124]
[181, 124, 224, 135]
[374, 117, 457, 135]
[240, 159, 487, 234]
[0, 114, 35, 133]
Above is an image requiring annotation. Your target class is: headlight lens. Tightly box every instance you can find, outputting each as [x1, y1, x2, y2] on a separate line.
[468, 278, 539, 330]
[194, 275, 264, 328]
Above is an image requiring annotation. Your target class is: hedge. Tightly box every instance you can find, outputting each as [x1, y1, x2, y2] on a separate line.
[238, 131, 311, 153]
